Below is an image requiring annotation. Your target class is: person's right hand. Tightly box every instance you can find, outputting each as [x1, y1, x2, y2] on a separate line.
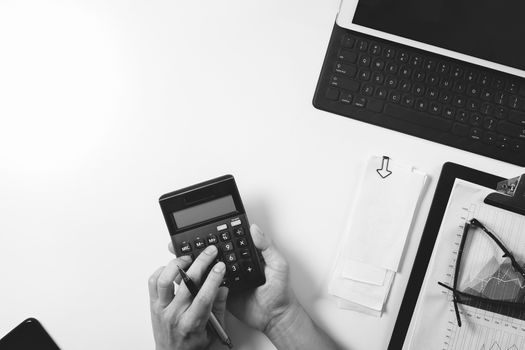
[226, 224, 298, 333]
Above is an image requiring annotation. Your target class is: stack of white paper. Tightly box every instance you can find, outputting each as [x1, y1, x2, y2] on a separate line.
[329, 156, 428, 316]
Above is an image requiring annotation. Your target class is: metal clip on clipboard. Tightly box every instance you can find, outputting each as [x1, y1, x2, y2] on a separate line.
[484, 174, 525, 216]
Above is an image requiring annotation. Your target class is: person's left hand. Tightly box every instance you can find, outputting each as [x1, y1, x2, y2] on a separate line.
[148, 245, 229, 350]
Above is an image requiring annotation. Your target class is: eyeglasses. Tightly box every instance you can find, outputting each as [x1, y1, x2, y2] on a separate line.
[438, 218, 525, 327]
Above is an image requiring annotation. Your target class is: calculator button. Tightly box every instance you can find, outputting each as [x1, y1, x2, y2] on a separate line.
[220, 231, 231, 241]
[180, 242, 192, 253]
[237, 238, 248, 248]
[207, 235, 218, 245]
[231, 219, 242, 227]
[240, 249, 250, 258]
[242, 262, 255, 276]
[194, 238, 206, 249]
[228, 263, 240, 275]
[222, 242, 234, 252]
[217, 224, 228, 231]
[233, 227, 245, 236]
[225, 252, 237, 263]
[232, 275, 241, 283]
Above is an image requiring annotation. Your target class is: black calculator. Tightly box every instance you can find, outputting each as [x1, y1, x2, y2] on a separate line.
[159, 175, 266, 292]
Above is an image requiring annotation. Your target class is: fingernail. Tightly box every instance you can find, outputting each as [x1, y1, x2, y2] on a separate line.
[180, 255, 192, 262]
[213, 262, 225, 273]
[204, 245, 217, 255]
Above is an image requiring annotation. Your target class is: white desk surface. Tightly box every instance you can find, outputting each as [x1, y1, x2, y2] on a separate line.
[0, 1, 520, 349]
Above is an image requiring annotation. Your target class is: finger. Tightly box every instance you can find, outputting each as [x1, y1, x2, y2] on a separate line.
[174, 245, 219, 303]
[148, 266, 165, 303]
[168, 241, 175, 255]
[186, 262, 226, 323]
[157, 256, 192, 308]
[211, 287, 229, 325]
[250, 224, 288, 274]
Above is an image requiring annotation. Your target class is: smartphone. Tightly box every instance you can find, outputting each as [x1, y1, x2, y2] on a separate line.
[0, 318, 60, 350]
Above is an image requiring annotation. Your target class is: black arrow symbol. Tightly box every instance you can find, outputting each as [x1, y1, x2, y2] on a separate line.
[376, 156, 392, 179]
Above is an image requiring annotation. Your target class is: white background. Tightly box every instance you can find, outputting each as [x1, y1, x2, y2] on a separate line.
[0, 1, 520, 349]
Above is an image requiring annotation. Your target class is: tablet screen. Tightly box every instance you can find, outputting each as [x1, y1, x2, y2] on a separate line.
[352, 0, 525, 71]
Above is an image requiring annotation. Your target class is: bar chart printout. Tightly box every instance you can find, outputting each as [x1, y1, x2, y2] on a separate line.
[406, 180, 525, 350]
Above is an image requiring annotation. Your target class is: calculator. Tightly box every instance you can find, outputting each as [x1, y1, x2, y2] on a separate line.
[159, 175, 266, 292]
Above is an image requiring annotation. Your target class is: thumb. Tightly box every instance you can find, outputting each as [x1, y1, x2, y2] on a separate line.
[250, 224, 288, 274]
[211, 287, 229, 326]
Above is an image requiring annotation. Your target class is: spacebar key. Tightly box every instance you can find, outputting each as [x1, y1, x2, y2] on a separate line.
[384, 104, 452, 132]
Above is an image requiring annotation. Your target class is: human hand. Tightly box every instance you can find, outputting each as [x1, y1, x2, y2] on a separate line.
[167, 224, 296, 334]
[149, 245, 229, 350]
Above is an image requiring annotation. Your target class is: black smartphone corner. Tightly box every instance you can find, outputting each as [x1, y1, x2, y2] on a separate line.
[0, 318, 60, 350]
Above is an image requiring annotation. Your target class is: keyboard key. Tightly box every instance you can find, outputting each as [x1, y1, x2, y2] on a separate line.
[357, 39, 368, 51]
[507, 82, 519, 94]
[413, 70, 426, 82]
[402, 94, 415, 107]
[415, 99, 428, 111]
[480, 103, 493, 116]
[397, 51, 409, 63]
[427, 74, 439, 86]
[497, 135, 509, 150]
[342, 35, 355, 48]
[400, 80, 411, 92]
[467, 100, 480, 111]
[438, 91, 451, 104]
[451, 66, 463, 79]
[207, 235, 218, 245]
[228, 263, 240, 275]
[233, 227, 245, 236]
[410, 55, 423, 67]
[326, 87, 340, 101]
[330, 75, 360, 91]
[511, 140, 523, 152]
[469, 128, 482, 141]
[383, 47, 395, 59]
[225, 252, 237, 263]
[181, 242, 192, 253]
[509, 110, 525, 125]
[495, 92, 507, 105]
[389, 91, 401, 104]
[483, 132, 497, 145]
[443, 107, 455, 119]
[372, 58, 385, 70]
[369, 43, 381, 55]
[222, 241, 234, 252]
[358, 70, 371, 81]
[465, 70, 478, 82]
[481, 90, 493, 102]
[478, 73, 491, 86]
[375, 87, 388, 100]
[497, 121, 525, 139]
[494, 106, 507, 119]
[469, 114, 482, 126]
[220, 231, 231, 241]
[386, 62, 398, 74]
[456, 110, 468, 123]
[427, 87, 439, 99]
[334, 63, 357, 77]
[413, 84, 425, 96]
[337, 49, 357, 63]
[438, 62, 450, 74]
[452, 123, 469, 137]
[508, 95, 522, 109]
[384, 104, 452, 131]
[354, 97, 367, 108]
[240, 249, 250, 258]
[362, 84, 374, 96]
[467, 85, 481, 98]
[194, 238, 206, 249]
[242, 262, 256, 276]
[359, 55, 371, 67]
[237, 238, 248, 248]
[372, 72, 384, 84]
[452, 81, 466, 93]
[492, 78, 505, 90]
[483, 117, 497, 131]
[340, 92, 353, 104]
[423, 59, 437, 71]
[439, 77, 452, 89]
[385, 75, 398, 88]
[400, 66, 411, 78]
[430, 102, 442, 115]
[453, 95, 466, 107]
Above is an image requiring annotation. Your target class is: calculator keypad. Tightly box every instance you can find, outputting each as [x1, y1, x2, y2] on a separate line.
[175, 217, 263, 290]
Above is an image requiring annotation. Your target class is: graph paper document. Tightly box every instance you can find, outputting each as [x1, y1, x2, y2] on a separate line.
[406, 179, 525, 350]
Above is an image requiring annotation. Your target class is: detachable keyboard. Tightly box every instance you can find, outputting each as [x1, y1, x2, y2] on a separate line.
[313, 24, 525, 166]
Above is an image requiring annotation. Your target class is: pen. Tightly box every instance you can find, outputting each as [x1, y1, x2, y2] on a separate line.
[177, 266, 233, 349]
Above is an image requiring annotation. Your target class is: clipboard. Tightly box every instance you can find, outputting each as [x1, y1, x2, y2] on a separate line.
[387, 162, 525, 350]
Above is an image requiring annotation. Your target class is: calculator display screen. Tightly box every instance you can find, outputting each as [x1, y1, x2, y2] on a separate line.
[173, 195, 236, 228]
